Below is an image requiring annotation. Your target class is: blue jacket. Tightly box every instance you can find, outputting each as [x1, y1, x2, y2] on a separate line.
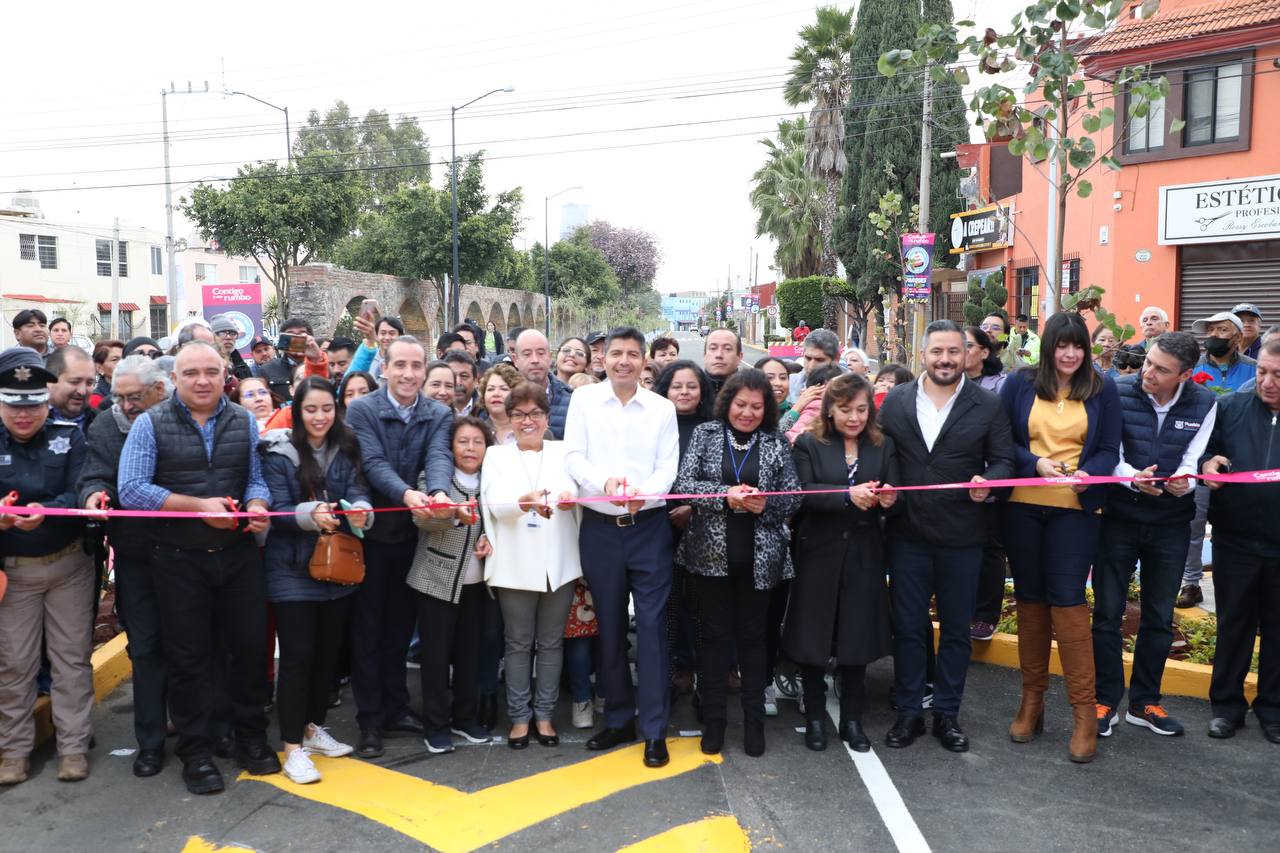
[261, 430, 372, 602]
[547, 375, 573, 440]
[1195, 353, 1256, 393]
[999, 369, 1122, 514]
[346, 386, 455, 543]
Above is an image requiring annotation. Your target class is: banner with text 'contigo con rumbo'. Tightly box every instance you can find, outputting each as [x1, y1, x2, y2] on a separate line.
[202, 283, 263, 355]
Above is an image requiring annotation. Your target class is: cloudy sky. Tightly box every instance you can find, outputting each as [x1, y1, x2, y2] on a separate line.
[2, 0, 1018, 294]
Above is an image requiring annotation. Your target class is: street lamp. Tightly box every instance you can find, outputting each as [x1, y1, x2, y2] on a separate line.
[450, 85, 514, 326]
[543, 185, 583, 336]
[224, 89, 291, 166]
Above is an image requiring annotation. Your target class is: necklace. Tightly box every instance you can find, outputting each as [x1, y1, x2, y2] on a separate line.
[516, 446, 546, 494]
[724, 427, 758, 485]
[727, 428, 756, 452]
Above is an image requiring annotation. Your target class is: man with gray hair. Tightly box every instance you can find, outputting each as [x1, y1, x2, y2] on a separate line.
[1137, 307, 1170, 351]
[788, 327, 840, 404]
[77, 355, 173, 778]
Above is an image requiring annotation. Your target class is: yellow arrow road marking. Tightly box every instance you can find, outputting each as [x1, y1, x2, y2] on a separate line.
[616, 815, 752, 852]
[241, 739, 721, 853]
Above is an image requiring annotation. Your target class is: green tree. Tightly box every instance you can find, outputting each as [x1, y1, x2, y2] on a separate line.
[750, 118, 824, 278]
[182, 159, 364, 317]
[880, 0, 1172, 316]
[963, 268, 1010, 327]
[576, 221, 660, 305]
[335, 154, 524, 314]
[775, 276, 835, 329]
[293, 100, 431, 213]
[784, 6, 855, 329]
[530, 239, 619, 309]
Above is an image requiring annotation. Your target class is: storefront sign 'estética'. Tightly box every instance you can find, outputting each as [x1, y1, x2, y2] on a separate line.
[1158, 174, 1280, 245]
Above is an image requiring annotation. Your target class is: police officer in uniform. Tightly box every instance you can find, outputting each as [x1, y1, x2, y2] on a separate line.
[0, 347, 93, 787]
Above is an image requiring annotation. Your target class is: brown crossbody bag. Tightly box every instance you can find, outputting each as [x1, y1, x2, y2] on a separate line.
[307, 488, 365, 585]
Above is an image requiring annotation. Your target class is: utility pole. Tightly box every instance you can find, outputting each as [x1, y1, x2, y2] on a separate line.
[161, 81, 209, 330]
[909, 67, 935, 371]
[111, 218, 121, 339]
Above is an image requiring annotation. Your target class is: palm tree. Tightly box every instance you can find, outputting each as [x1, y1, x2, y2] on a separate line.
[750, 118, 825, 278]
[784, 6, 854, 327]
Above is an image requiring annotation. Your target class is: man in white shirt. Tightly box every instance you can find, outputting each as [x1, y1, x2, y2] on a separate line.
[564, 327, 679, 768]
[1092, 332, 1217, 739]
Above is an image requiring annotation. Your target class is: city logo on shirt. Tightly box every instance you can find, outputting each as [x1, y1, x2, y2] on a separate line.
[1172, 420, 1201, 431]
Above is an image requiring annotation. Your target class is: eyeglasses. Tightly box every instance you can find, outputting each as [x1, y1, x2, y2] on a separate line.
[979, 323, 1003, 333]
[135, 348, 160, 358]
[241, 389, 270, 399]
[559, 347, 587, 359]
[215, 329, 238, 338]
[118, 392, 148, 405]
[510, 409, 548, 422]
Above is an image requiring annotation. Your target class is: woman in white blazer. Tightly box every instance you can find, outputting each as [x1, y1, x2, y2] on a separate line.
[481, 382, 583, 750]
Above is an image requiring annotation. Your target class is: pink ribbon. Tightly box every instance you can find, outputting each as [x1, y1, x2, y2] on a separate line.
[1, 468, 1275, 519]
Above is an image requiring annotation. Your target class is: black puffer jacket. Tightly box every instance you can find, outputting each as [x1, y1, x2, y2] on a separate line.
[1203, 390, 1280, 558]
[77, 405, 151, 560]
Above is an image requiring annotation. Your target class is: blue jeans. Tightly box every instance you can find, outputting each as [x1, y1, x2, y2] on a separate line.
[1001, 502, 1101, 607]
[564, 637, 595, 704]
[1091, 517, 1188, 709]
[888, 540, 982, 717]
[1182, 485, 1211, 586]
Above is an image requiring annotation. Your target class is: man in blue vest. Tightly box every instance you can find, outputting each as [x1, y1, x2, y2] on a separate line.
[119, 341, 275, 795]
[1092, 332, 1216, 739]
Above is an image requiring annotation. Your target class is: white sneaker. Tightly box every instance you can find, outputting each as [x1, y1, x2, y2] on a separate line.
[571, 701, 594, 729]
[282, 748, 321, 784]
[303, 725, 353, 757]
[764, 685, 779, 717]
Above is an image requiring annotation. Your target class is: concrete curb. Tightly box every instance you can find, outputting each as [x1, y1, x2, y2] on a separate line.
[963, 626, 1257, 702]
[34, 632, 132, 746]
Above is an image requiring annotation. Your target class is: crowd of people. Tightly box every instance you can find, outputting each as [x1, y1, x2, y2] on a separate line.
[0, 298, 1276, 797]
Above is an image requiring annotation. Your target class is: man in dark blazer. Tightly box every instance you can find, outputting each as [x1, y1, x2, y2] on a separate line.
[878, 320, 1015, 752]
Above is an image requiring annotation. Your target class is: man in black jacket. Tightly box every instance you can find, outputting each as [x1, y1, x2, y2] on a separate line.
[1201, 337, 1280, 744]
[256, 317, 311, 402]
[878, 320, 1015, 752]
[78, 354, 172, 778]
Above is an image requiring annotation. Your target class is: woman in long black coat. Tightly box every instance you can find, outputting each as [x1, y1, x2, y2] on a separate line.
[785, 373, 898, 753]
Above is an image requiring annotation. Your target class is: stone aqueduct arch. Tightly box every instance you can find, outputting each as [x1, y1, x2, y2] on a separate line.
[289, 265, 571, 347]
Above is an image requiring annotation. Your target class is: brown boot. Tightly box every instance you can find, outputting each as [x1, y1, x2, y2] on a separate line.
[0, 756, 30, 785]
[1010, 600, 1051, 743]
[57, 753, 90, 782]
[1052, 604, 1098, 763]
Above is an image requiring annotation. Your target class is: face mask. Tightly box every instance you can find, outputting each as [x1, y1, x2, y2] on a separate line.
[1204, 336, 1232, 358]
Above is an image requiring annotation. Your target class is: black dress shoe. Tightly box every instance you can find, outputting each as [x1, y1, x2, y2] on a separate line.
[804, 717, 828, 752]
[1207, 717, 1244, 739]
[932, 713, 969, 753]
[839, 720, 871, 753]
[1262, 722, 1280, 745]
[586, 723, 637, 751]
[743, 719, 766, 757]
[356, 728, 385, 759]
[382, 712, 426, 737]
[508, 733, 530, 750]
[235, 740, 282, 775]
[213, 736, 235, 760]
[181, 758, 225, 795]
[643, 739, 669, 768]
[478, 692, 498, 731]
[885, 714, 926, 748]
[132, 748, 165, 778]
[701, 719, 726, 755]
[535, 729, 560, 747]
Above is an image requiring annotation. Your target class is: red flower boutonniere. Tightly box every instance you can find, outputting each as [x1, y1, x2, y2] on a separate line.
[1192, 371, 1214, 385]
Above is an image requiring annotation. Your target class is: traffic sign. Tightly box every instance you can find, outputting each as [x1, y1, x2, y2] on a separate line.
[766, 304, 779, 318]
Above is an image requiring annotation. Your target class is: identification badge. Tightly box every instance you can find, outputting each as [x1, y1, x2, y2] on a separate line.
[526, 510, 544, 529]
[48, 435, 71, 455]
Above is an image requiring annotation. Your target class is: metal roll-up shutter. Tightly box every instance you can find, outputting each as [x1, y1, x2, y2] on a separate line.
[1178, 246, 1280, 333]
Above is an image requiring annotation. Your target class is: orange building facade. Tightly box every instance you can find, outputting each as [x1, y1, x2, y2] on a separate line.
[956, 0, 1280, 335]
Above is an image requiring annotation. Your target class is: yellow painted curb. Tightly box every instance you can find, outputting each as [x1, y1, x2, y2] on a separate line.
[34, 632, 132, 747]
[957, 625, 1257, 702]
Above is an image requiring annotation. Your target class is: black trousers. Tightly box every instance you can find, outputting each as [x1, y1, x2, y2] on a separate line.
[1210, 543, 1280, 726]
[351, 537, 418, 731]
[114, 554, 167, 751]
[800, 664, 866, 723]
[695, 563, 771, 724]
[973, 524, 1009, 625]
[274, 596, 353, 745]
[416, 585, 485, 736]
[150, 540, 269, 762]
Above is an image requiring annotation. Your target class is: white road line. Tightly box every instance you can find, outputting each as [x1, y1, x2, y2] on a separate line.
[826, 698, 932, 853]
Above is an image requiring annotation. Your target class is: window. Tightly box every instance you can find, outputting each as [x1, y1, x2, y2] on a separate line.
[238, 265, 260, 283]
[19, 234, 35, 260]
[95, 240, 128, 277]
[150, 246, 162, 275]
[1125, 93, 1165, 154]
[1062, 258, 1081, 295]
[37, 235, 57, 269]
[1016, 266, 1038, 320]
[194, 263, 217, 283]
[97, 309, 135, 338]
[149, 304, 168, 336]
[1186, 62, 1242, 146]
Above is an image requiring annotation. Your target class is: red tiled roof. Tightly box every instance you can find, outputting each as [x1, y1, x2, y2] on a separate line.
[149, 295, 167, 305]
[1090, 0, 1280, 54]
[97, 302, 140, 311]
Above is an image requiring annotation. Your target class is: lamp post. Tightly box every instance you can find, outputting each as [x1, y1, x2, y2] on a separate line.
[543, 185, 582, 336]
[450, 85, 514, 326]
[224, 89, 291, 166]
